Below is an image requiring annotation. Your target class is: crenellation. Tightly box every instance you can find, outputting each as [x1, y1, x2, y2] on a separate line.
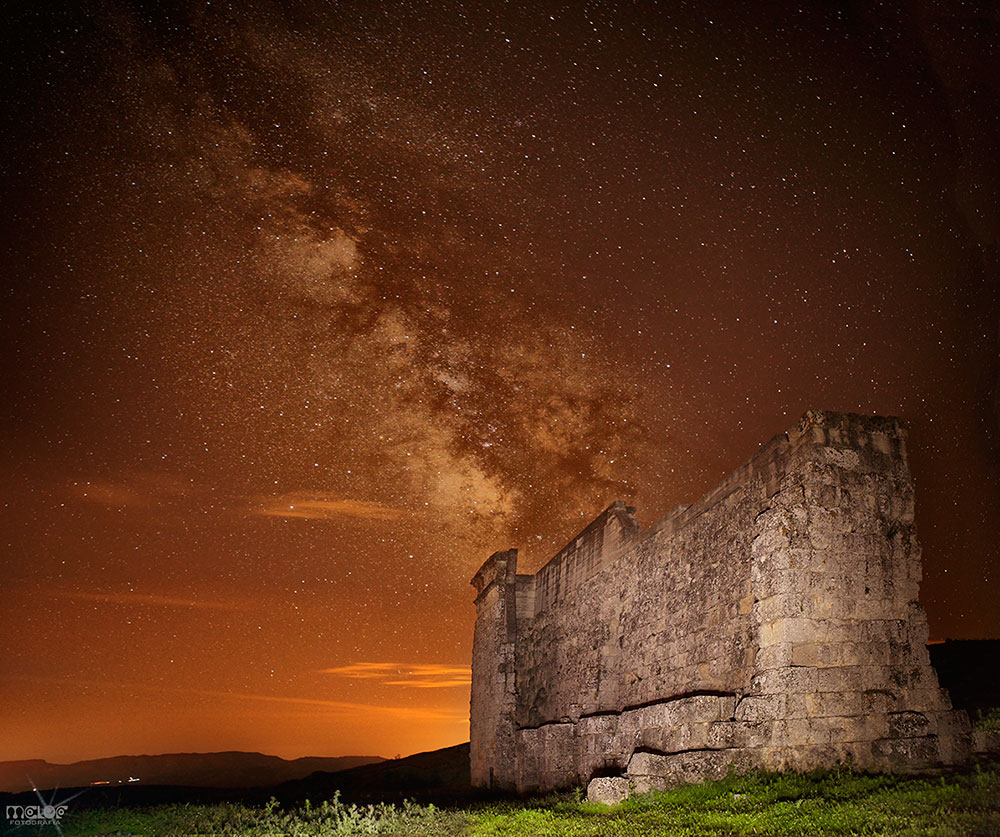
[470, 411, 971, 792]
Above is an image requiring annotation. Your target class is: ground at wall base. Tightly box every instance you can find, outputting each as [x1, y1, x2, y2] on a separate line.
[54, 758, 1000, 836]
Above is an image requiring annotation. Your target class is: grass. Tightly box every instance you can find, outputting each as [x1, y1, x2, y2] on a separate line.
[54, 795, 458, 837]
[56, 761, 1000, 836]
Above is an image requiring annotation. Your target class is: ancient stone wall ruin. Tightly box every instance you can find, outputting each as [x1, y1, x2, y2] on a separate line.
[470, 411, 971, 792]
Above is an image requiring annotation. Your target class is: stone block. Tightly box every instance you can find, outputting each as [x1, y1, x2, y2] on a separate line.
[758, 616, 828, 647]
[755, 642, 793, 671]
[791, 641, 883, 669]
[822, 445, 862, 471]
[888, 711, 930, 738]
[627, 749, 737, 791]
[928, 710, 972, 764]
[872, 735, 940, 769]
[642, 722, 711, 754]
[735, 694, 787, 722]
[861, 619, 908, 646]
[802, 691, 865, 718]
[707, 720, 772, 749]
[770, 717, 827, 747]
[829, 714, 889, 743]
[578, 714, 617, 737]
[625, 750, 664, 778]
[862, 688, 901, 714]
[587, 776, 629, 805]
[790, 643, 827, 668]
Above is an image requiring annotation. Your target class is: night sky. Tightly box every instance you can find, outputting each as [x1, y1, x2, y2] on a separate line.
[3, 0, 998, 764]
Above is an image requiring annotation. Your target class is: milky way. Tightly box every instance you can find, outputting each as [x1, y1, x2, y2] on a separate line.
[3, 0, 997, 762]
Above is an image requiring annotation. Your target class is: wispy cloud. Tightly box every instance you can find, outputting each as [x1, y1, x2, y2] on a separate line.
[1, 674, 468, 723]
[69, 480, 152, 508]
[252, 494, 405, 521]
[68, 474, 195, 509]
[50, 591, 250, 612]
[320, 662, 471, 689]
[197, 688, 467, 720]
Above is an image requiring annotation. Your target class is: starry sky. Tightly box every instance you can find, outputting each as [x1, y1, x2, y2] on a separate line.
[3, 0, 998, 764]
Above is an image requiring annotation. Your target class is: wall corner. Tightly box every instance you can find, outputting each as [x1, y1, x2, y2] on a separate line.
[470, 548, 520, 789]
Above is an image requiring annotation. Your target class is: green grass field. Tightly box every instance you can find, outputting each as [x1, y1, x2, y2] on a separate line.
[60, 760, 1000, 836]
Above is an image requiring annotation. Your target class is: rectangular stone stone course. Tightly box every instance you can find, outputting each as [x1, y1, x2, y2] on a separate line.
[707, 720, 772, 749]
[872, 735, 940, 766]
[628, 750, 744, 792]
[801, 691, 869, 718]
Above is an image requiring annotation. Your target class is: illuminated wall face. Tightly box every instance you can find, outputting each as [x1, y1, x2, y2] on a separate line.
[3, 1, 997, 763]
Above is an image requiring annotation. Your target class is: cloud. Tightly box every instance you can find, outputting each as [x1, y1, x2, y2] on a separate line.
[69, 481, 152, 509]
[50, 591, 249, 612]
[68, 474, 195, 510]
[1, 674, 468, 723]
[319, 662, 471, 689]
[199, 688, 468, 720]
[252, 494, 405, 521]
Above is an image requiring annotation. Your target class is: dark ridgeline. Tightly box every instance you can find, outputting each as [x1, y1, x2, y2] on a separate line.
[0, 745, 474, 812]
[262, 743, 474, 806]
[0, 752, 382, 795]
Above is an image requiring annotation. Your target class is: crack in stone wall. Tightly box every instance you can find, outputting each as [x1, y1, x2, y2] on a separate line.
[470, 411, 972, 792]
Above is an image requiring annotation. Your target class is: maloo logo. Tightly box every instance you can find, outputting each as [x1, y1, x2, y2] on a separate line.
[6, 803, 70, 822]
[6, 785, 84, 832]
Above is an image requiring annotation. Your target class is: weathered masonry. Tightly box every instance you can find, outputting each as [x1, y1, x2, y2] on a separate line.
[470, 411, 970, 792]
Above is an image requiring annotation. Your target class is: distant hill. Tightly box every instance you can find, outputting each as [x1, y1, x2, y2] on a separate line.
[263, 742, 473, 805]
[929, 639, 1000, 714]
[0, 752, 384, 793]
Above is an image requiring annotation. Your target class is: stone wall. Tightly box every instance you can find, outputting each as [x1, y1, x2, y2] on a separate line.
[470, 411, 971, 793]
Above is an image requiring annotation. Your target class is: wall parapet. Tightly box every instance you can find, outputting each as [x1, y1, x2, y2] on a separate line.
[530, 500, 642, 616]
[470, 410, 970, 793]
